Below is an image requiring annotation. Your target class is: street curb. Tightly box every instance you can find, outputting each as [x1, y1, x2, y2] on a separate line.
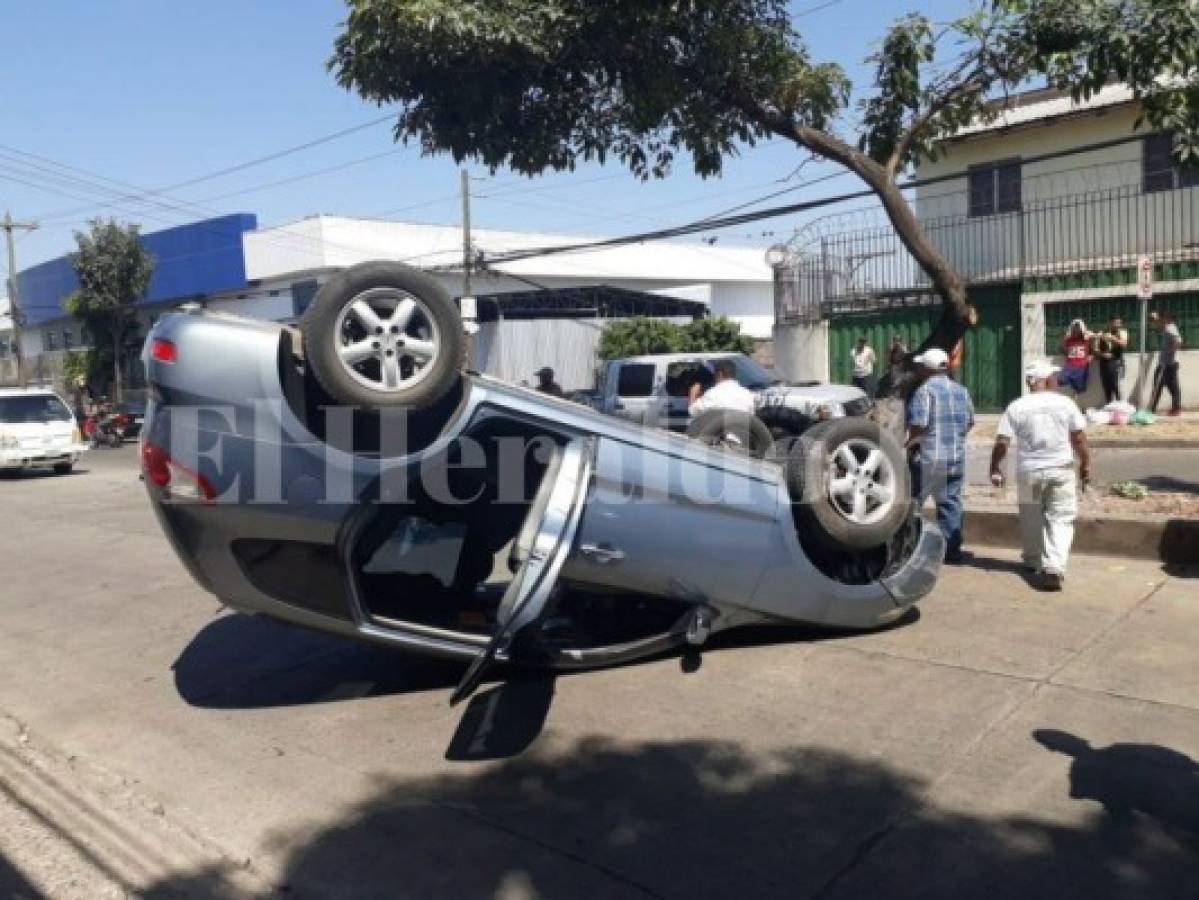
[963, 508, 1199, 564]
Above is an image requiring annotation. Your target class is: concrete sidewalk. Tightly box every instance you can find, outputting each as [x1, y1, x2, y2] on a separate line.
[2, 449, 1198, 898]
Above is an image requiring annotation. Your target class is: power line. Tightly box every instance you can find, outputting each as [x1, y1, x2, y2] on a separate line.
[30, 112, 397, 223]
[794, 0, 846, 18]
[466, 132, 1156, 269]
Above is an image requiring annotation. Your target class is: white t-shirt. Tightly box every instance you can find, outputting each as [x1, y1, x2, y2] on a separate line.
[689, 379, 758, 417]
[996, 391, 1087, 474]
[851, 346, 876, 377]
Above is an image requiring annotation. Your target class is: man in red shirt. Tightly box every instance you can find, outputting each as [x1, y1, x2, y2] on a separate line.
[1058, 319, 1092, 395]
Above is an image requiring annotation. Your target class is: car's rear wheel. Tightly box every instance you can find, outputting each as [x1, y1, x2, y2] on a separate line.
[786, 417, 910, 551]
[53, 462, 73, 475]
[687, 410, 774, 459]
[301, 261, 464, 409]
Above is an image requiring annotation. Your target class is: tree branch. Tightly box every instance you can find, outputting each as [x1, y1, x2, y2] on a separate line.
[885, 66, 987, 177]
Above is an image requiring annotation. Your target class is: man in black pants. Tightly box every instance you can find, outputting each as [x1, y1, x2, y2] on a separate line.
[1095, 315, 1129, 403]
[1149, 311, 1184, 416]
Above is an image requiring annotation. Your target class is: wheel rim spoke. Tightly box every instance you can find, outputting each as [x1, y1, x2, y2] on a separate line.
[866, 482, 893, 507]
[861, 448, 882, 476]
[389, 298, 416, 330]
[404, 338, 436, 361]
[851, 491, 867, 521]
[837, 444, 858, 471]
[831, 475, 855, 498]
[349, 299, 384, 332]
[381, 353, 402, 388]
[339, 339, 376, 366]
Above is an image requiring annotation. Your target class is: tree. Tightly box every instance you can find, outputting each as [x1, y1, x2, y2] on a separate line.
[66, 219, 154, 402]
[598, 317, 682, 360]
[330, 0, 1198, 355]
[597, 315, 753, 360]
[679, 317, 755, 355]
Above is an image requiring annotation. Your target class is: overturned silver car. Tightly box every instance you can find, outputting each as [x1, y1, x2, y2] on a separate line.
[140, 262, 941, 703]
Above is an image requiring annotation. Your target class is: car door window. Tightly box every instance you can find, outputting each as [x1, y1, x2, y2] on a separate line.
[665, 361, 712, 398]
[616, 364, 655, 398]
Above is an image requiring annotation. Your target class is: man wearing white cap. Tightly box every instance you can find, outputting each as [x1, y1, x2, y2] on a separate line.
[905, 347, 974, 563]
[989, 360, 1091, 591]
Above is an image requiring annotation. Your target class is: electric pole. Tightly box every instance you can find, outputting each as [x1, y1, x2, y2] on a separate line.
[460, 169, 473, 298]
[3, 211, 38, 387]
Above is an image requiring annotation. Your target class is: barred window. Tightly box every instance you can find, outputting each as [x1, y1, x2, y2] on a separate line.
[968, 159, 1021, 217]
[1143, 133, 1199, 193]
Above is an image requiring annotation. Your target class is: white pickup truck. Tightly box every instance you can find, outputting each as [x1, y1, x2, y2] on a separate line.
[597, 352, 872, 436]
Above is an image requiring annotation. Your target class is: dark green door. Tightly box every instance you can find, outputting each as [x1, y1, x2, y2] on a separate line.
[827, 285, 1022, 411]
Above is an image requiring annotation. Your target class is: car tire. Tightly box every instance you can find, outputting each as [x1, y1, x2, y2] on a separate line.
[53, 462, 73, 475]
[301, 261, 465, 410]
[687, 410, 774, 459]
[786, 417, 910, 551]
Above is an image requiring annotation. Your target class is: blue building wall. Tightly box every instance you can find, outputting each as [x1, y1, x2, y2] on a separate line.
[16, 213, 257, 326]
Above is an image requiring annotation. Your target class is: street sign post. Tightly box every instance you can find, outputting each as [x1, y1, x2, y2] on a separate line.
[1134, 254, 1153, 408]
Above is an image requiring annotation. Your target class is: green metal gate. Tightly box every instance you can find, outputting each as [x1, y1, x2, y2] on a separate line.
[827, 285, 1022, 411]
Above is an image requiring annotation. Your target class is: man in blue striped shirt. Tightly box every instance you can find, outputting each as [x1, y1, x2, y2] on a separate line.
[905, 348, 974, 563]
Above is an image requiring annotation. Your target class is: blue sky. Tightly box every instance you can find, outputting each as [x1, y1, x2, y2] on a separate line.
[2, 0, 971, 271]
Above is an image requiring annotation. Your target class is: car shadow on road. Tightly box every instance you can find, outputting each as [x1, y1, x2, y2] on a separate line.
[172, 614, 468, 710]
[141, 729, 1199, 899]
[173, 602, 925, 715]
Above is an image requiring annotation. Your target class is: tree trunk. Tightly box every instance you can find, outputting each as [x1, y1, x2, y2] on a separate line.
[743, 106, 976, 358]
[112, 329, 122, 404]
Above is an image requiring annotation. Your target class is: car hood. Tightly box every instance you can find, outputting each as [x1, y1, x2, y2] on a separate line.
[758, 383, 868, 404]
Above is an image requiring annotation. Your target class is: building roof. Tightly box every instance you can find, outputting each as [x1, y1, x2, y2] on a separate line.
[472, 284, 708, 322]
[15, 214, 257, 327]
[954, 83, 1136, 140]
[243, 215, 772, 286]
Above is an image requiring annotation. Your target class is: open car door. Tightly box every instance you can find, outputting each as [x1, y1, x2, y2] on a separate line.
[450, 438, 594, 705]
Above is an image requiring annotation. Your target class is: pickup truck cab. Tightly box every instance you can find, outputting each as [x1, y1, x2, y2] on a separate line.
[598, 352, 871, 436]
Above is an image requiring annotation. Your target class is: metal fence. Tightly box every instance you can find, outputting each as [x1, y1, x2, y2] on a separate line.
[775, 180, 1199, 324]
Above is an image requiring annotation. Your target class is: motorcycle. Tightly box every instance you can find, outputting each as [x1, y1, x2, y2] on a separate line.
[84, 413, 124, 449]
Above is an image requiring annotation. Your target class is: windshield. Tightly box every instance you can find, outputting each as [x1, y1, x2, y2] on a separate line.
[0, 395, 73, 424]
[731, 356, 780, 389]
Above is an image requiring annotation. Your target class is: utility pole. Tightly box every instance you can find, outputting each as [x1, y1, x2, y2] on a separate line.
[460, 169, 473, 298]
[3, 211, 38, 387]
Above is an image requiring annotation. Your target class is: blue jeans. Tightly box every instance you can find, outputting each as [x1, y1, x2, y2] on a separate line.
[911, 460, 965, 559]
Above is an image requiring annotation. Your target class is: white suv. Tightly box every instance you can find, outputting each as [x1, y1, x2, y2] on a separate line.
[0, 388, 89, 474]
[598, 352, 871, 436]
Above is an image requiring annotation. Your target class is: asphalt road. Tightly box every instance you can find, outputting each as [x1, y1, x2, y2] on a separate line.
[1, 445, 1198, 899]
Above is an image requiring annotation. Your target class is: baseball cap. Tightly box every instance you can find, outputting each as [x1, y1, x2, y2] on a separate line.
[534, 367, 554, 378]
[912, 348, 949, 370]
[1024, 360, 1060, 380]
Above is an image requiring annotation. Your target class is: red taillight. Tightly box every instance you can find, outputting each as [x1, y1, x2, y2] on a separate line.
[151, 338, 177, 363]
[141, 441, 215, 501]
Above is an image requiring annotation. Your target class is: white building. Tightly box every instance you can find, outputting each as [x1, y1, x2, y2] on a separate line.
[239, 215, 774, 337]
[8, 214, 774, 395]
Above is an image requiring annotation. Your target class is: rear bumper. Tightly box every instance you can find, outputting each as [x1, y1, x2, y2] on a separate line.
[0, 444, 88, 468]
[880, 520, 945, 608]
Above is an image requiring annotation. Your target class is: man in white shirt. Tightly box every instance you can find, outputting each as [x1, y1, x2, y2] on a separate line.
[850, 336, 877, 396]
[989, 361, 1091, 591]
[688, 358, 757, 417]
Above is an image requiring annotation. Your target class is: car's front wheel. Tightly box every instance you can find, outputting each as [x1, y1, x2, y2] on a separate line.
[786, 417, 910, 551]
[301, 261, 465, 409]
